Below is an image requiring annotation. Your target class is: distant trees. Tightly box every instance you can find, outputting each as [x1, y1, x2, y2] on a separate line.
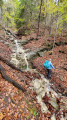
[0, 0, 67, 35]
[1, 0, 15, 27]
[0, 0, 3, 23]
[58, 0, 67, 30]
[37, 0, 43, 34]
[0, 0, 3, 7]
[14, 0, 38, 29]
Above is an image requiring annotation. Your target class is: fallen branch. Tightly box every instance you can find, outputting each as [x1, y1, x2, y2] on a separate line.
[0, 56, 23, 73]
[0, 65, 26, 92]
[61, 67, 67, 71]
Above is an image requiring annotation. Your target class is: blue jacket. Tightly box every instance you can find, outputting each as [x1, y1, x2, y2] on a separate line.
[47, 61, 55, 69]
[44, 60, 55, 69]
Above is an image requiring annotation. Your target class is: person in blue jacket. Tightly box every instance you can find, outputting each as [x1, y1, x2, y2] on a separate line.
[44, 59, 55, 79]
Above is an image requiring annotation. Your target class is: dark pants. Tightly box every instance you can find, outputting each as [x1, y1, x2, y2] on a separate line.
[47, 69, 52, 79]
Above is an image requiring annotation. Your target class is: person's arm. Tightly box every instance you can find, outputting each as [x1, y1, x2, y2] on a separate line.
[50, 63, 55, 69]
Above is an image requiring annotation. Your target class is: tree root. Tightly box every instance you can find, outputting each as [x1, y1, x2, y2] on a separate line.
[0, 65, 26, 92]
[0, 56, 23, 73]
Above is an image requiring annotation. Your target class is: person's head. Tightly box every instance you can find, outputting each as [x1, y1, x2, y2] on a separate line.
[49, 58, 51, 62]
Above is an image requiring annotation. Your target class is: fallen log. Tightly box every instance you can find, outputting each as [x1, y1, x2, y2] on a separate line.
[0, 65, 26, 92]
[0, 56, 23, 73]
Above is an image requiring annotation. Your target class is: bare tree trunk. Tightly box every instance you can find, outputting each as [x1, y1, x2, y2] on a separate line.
[49, 14, 53, 35]
[53, 19, 58, 49]
[0, 8, 1, 21]
[0, 7, 2, 24]
[37, 0, 43, 36]
[53, 35, 55, 49]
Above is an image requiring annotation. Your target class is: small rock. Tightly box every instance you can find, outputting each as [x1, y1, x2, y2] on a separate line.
[51, 114, 56, 120]
[49, 98, 58, 110]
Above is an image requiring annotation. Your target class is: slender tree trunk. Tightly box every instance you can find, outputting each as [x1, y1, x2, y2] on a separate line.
[53, 9, 59, 49]
[53, 19, 58, 49]
[0, 8, 1, 21]
[49, 14, 53, 35]
[0, 7, 2, 23]
[45, 12, 47, 25]
[53, 35, 55, 49]
[37, 0, 42, 35]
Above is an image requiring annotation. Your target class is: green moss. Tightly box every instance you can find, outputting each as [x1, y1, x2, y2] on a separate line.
[30, 107, 38, 119]
[27, 116, 29, 119]
[26, 90, 30, 95]
[60, 76, 63, 81]
[18, 90, 22, 95]
[22, 65, 27, 70]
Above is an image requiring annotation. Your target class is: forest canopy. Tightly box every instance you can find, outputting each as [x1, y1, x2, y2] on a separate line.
[0, 0, 67, 34]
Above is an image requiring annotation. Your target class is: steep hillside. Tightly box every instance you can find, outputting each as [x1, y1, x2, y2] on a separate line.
[0, 28, 67, 120]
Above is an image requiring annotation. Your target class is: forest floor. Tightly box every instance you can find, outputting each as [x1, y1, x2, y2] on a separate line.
[23, 31, 67, 95]
[0, 28, 67, 120]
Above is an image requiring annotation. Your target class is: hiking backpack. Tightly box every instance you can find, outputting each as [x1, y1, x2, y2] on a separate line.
[43, 60, 49, 68]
